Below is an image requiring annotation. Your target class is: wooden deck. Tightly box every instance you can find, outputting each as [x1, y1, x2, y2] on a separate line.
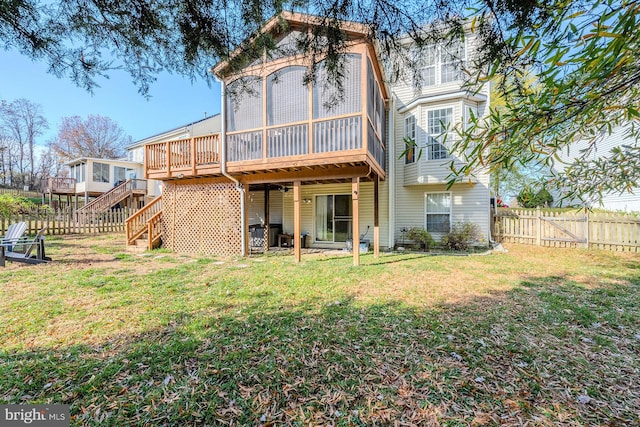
[145, 123, 386, 183]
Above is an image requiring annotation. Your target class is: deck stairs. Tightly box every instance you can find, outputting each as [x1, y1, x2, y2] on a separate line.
[77, 179, 147, 213]
[125, 195, 162, 251]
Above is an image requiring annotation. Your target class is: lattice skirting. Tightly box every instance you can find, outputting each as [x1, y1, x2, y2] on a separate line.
[162, 178, 242, 256]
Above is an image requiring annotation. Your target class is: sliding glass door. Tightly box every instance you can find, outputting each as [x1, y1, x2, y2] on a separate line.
[315, 194, 352, 242]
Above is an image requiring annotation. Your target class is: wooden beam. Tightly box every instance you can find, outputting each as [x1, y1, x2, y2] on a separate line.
[264, 186, 270, 252]
[240, 165, 371, 185]
[373, 175, 380, 258]
[243, 187, 249, 256]
[293, 180, 301, 263]
[352, 177, 360, 266]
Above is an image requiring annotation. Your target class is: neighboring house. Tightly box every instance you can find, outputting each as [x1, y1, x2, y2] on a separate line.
[553, 124, 640, 212]
[46, 157, 148, 209]
[129, 12, 492, 262]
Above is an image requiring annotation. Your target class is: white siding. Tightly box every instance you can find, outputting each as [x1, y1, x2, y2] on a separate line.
[247, 190, 284, 226]
[387, 28, 492, 246]
[555, 124, 640, 212]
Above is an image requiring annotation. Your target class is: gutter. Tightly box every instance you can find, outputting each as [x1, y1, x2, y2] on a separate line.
[216, 76, 247, 257]
[388, 95, 396, 249]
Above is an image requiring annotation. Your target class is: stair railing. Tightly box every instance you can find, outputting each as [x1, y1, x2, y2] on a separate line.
[125, 195, 162, 245]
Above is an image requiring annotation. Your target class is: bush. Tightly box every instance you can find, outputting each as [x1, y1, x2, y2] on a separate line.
[517, 186, 554, 208]
[406, 227, 435, 251]
[442, 222, 482, 251]
[0, 194, 36, 217]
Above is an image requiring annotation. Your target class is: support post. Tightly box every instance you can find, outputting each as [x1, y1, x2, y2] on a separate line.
[536, 206, 542, 246]
[293, 181, 301, 263]
[264, 186, 270, 252]
[373, 175, 380, 258]
[352, 177, 360, 266]
[243, 186, 249, 256]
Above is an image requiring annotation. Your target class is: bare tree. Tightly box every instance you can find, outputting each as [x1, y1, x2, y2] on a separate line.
[52, 115, 132, 161]
[35, 142, 65, 191]
[0, 98, 48, 189]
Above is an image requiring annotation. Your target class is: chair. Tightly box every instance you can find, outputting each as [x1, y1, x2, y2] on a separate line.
[0, 222, 28, 250]
[0, 226, 50, 266]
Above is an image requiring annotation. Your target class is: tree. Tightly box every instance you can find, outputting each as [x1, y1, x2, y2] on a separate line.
[0, 98, 48, 189]
[2, 0, 639, 200]
[51, 115, 132, 161]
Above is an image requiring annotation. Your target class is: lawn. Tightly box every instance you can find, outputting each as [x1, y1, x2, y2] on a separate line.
[1, 233, 639, 426]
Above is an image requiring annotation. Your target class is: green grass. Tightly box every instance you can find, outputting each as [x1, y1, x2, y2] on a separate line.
[1, 233, 639, 425]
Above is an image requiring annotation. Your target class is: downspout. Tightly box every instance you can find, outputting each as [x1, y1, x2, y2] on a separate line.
[216, 76, 247, 257]
[387, 95, 396, 249]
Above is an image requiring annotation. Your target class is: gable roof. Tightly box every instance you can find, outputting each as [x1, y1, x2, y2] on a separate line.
[212, 11, 375, 78]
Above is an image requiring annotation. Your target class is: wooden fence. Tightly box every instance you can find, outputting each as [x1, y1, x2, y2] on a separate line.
[0, 187, 43, 199]
[0, 207, 132, 235]
[494, 207, 640, 252]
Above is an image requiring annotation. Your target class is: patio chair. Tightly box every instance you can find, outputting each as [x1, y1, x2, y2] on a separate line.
[0, 222, 28, 250]
[0, 226, 50, 266]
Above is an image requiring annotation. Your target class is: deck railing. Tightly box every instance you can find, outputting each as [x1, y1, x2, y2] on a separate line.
[46, 177, 76, 193]
[146, 134, 221, 173]
[144, 116, 385, 177]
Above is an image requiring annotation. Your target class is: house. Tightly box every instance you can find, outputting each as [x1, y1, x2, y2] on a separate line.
[45, 157, 149, 210]
[553, 124, 640, 212]
[129, 12, 492, 263]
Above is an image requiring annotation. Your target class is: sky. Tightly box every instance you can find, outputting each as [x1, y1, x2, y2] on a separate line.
[0, 49, 222, 148]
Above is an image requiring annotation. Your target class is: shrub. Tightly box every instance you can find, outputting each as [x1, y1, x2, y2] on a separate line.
[442, 222, 482, 251]
[517, 186, 537, 208]
[0, 194, 36, 217]
[535, 188, 553, 207]
[406, 227, 435, 251]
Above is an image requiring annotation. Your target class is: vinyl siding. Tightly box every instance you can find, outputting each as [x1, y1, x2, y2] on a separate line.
[555, 124, 640, 212]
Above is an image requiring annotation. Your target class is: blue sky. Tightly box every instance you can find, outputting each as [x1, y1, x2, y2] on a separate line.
[0, 49, 222, 147]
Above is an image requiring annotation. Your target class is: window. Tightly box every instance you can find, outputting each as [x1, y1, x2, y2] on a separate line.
[425, 192, 451, 233]
[93, 162, 109, 183]
[427, 108, 452, 160]
[416, 45, 437, 86]
[315, 195, 352, 242]
[441, 39, 466, 84]
[412, 39, 466, 87]
[114, 167, 133, 184]
[404, 114, 416, 164]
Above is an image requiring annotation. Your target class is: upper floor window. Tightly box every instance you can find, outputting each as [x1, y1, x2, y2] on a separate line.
[93, 162, 109, 183]
[414, 39, 466, 87]
[404, 114, 416, 164]
[441, 40, 466, 83]
[426, 108, 452, 160]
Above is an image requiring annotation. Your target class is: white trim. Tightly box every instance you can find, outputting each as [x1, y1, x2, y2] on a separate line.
[398, 91, 487, 114]
[424, 107, 454, 161]
[424, 191, 452, 233]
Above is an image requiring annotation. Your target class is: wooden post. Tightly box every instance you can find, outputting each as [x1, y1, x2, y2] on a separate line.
[191, 137, 197, 176]
[585, 208, 590, 249]
[352, 177, 360, 266]
[166, 140, 172, 177]
[264, 186, 270, 252]
[373, 175, 380, 258]
[293, 180, 301, 263]
[536, 206, 542, 246]
[243, 187, 249, 256]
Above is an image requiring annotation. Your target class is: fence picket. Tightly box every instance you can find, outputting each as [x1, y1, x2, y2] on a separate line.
[0, 207, 132, 236]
